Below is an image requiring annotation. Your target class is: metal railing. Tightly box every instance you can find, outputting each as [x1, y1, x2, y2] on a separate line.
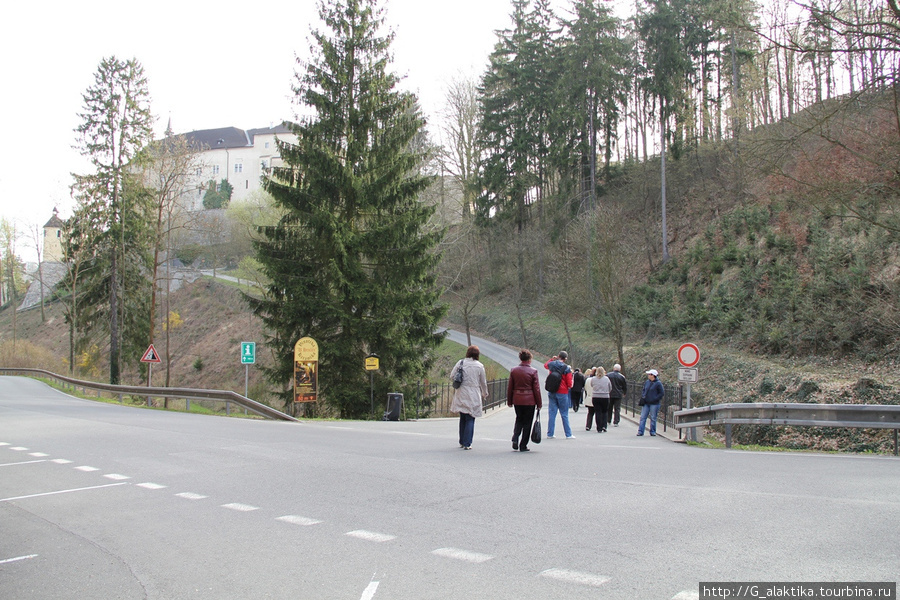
[675, 402, 900, 455]
[409, 379, 509, 418]
[0, 368, 298, 422]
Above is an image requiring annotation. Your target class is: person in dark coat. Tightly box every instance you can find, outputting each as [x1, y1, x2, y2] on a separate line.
[569, 368, 586, 412]
[507, 349, 543, 452]
[638, 369, 665, 436]
[606, 363, 627, 427]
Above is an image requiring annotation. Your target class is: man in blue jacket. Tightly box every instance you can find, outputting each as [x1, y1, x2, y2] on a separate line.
[637, 369, 664, 436]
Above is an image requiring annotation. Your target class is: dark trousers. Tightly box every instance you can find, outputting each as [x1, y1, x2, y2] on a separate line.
[458, 413, 475, 447]
[587, 398, 609, 431]
[512, 404, 536, 449]
[607, 397, 621, 425]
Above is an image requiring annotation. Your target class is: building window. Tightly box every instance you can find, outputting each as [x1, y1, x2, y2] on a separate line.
[212, 165, 220, 176]
[265, 142, 270, 149]
[234, 163, 243, 173]
[261, 160, 268, 170]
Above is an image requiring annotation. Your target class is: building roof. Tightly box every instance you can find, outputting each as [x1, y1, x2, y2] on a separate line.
[247, 123, 293, 141]
[44, 209, 64, 229]
[182, 127, 251, 150]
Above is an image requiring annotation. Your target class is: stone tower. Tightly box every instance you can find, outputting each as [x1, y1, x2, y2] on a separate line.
[43, 208, 64, 262]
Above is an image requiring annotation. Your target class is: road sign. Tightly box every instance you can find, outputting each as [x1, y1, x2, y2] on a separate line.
[140, 344, 161, 363]
[365, 354, 379, 371]
[678, 367, 699, 383]
[241, 342, 256, 365]
[677, 343, 700, 368]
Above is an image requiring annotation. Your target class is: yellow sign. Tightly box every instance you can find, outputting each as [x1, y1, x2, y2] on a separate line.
[365, 355, 379, 371]
[294, 337, 319, 403]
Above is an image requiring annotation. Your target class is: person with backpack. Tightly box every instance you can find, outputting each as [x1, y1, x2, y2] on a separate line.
[544, 351, 575, 439]
[450, 345, 489, 450]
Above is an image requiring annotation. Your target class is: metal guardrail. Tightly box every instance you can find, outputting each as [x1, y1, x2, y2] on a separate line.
[0, 368, 298, 422]
[675, 402, 900, 455]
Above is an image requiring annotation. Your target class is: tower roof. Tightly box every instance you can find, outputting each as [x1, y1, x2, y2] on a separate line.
[44, 208, 64, 229]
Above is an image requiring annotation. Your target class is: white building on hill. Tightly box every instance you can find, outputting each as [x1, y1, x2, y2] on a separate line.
[181, 124, 297, 210]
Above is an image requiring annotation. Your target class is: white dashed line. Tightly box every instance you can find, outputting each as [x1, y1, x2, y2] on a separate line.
[0, 460, 47, 467]
[431, 547, 493, 563]
[0, 483, 128, 502]
[0, 442, 9, 446]
[75, 466, 99, 472]
[9, 447, 28, 451]
[51, 459, 72, 464]
[28, 452, 49, 457]
[0, 554, 38, 565]
[136, 482, 167, 489]
[360, 581, 379, 600]
[346, 530, 396, 543]
[672, 591, 700, 599]
[221, 503, 260, 512]
[539, 568, 611, 587]
[276, 515, 322, 526]
[104, 474, 131, 480]
[175, 492, 207, 500]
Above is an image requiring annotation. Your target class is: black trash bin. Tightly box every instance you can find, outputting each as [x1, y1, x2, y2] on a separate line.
[383, 392, 403, 421]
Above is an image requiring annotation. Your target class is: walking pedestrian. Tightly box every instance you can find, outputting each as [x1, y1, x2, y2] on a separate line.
[544, 351, 575, 439]
[450, 345, 489, 449]
[607, 364, 627, 428]
[570, 368, 586, 412]
[585, 366, 611, 432]
[507, 349, 542, 452]
[637, 369, 664, 437]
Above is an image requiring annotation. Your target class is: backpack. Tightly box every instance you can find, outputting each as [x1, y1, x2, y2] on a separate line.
[451, 360, 465, 389]
[544, 369, 562, 393]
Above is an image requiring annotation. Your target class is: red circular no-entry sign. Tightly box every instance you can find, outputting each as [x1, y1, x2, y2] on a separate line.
[677, 343, 700, 368]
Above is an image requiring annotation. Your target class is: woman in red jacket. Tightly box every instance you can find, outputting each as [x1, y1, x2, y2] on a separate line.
[506, 349, 543, 452]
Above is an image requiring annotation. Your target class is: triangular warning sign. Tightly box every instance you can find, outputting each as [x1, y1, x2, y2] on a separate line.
[140, 344, 161, 363]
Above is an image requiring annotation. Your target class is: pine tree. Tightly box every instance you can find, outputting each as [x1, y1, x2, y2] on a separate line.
[250, 0, 445, 417]
[71, 56, 155, 384]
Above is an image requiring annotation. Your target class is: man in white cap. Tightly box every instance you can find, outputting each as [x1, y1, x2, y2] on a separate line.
[637, 369, 664, 436]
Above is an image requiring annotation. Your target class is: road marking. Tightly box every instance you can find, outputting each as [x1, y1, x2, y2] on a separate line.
[9, 447, 28, 451]
[0, 460, 47, 467]
[136, 482, 167, 489]
[0, 482, 128, 502]
[539, 568, 611, 587]
[175, 492, 207, 500]
[672, 591, 699, 599]
[360, 581, 379, 600]
[0, 554, 38, 565]
[346, 530, 396, 543]
[28, 452, 49, 457]
[104, 474, 131, 480]
[75, 466, 99, 472]
[276, 515, 322, 526]
[431, 547, 493, 563]
[221, 503, 260, 512]
[0, 442, 9, 446]
[51, 459, 72, 464]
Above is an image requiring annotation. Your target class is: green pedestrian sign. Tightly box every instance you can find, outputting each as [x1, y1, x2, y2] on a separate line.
[241, 342, 256, 365]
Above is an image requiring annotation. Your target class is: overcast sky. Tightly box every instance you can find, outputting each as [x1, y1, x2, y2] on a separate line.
[3, 0, 580, 261]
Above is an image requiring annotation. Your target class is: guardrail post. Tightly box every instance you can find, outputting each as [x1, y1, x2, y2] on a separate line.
[895, 430, 898, 457]
[725, 424, 732, 449]
[186, 399, 191, 412]
[118, 393, 122, 403]
[226, 401, 230, 416]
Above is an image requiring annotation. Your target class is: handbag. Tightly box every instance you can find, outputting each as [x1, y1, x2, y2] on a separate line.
[531, 409, 542, 444]
[451, 360, 464, 389]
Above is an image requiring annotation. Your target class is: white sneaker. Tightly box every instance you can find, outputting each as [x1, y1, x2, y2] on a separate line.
[566, 435, 575, 439]
[547, 435, 555, 439]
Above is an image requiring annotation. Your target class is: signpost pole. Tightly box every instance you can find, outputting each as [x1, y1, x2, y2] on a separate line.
[370, 371, 374, 416]
[245, 364, 249, 397]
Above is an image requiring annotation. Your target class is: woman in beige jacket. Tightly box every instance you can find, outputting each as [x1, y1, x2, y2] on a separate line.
[449, 345, 489, 449]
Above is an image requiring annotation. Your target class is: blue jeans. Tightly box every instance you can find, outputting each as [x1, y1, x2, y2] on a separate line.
[547, 392, 572, 438]
[638, 403, 661, 435]
[458, 413, 475, 447]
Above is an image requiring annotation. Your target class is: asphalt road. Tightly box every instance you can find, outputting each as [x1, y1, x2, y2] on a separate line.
[1, 376, 897, 600]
